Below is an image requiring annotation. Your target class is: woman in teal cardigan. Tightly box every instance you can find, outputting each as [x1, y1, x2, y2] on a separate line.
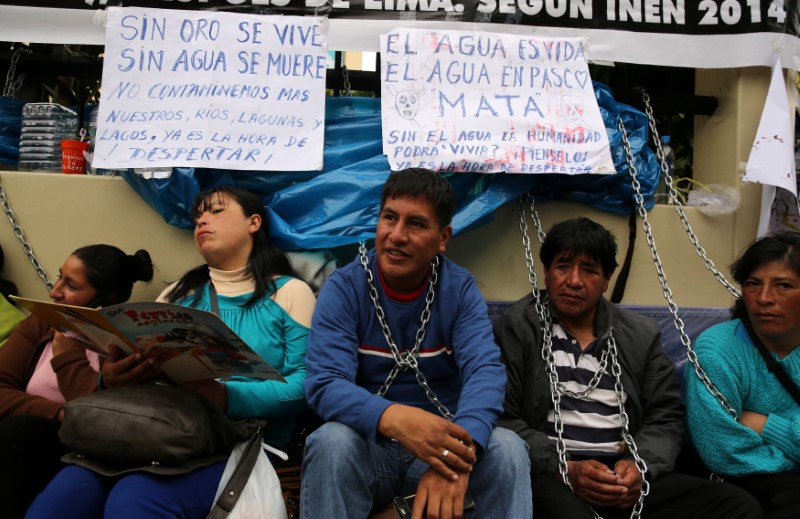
[28, 186, 316, 519]
[686, 232, 800, 519]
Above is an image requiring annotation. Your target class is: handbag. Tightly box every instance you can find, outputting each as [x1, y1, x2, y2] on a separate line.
[59, 384, 258, 476]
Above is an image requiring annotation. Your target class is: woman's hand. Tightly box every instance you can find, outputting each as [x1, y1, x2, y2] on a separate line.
[51, 331, 84, 357]
[180, 379, 227, 412]
[101, 344, 161, 387]
[739, 410, 768, 435]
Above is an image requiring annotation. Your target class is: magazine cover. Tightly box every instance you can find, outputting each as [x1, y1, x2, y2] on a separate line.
[11, 296, 286, 384]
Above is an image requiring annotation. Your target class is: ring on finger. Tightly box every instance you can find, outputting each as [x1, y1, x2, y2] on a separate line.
[440, 448, 450, 461]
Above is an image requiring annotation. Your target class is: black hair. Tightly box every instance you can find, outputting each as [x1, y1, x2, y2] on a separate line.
[72, 245, 154, 306]
[730, 231, 800, 319]
[164, 185, 297, 307]
[380, 168, 456, 228]
[540, 217, 618, 278]
[0, 244, 17, 302]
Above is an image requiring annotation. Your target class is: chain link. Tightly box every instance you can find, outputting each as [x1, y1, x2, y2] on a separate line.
[607, 334, 650, 517]
[358, 242, 453, 420]
[517, 194, 541, 289]
[606, 330, 650, 517]
[518, 197, 648, 518]
[522, 193, 546, 245]
[637, 89, 740, 299]
[341, 65, 353, 97]
[0, 183, 53, 290]
[3, 46, 31, 98]
[518, 194, 572, 484]
[616, 115, 738, 419]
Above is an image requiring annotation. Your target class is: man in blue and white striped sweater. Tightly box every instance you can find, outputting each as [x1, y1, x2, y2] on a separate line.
[496, 217, 761, 519]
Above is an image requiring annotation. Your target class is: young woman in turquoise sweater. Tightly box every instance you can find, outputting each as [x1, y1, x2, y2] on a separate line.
[686, 232, 800, 519]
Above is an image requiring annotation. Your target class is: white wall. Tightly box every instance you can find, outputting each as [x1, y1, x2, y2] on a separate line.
[0, 171, 199, 303]
[0, 171, 746, 309]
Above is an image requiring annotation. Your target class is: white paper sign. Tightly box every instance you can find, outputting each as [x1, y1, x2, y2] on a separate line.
[380, 29, 615, 175]
[743, 57, 797, 236]
[94, 7, 327, 171]
[744, 57, 796, 194]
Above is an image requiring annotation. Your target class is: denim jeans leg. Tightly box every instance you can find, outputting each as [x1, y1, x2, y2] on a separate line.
[468, 427, 532, 518]
[301, 422, 375, 518]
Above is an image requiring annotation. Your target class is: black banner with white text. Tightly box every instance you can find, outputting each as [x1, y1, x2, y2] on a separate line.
[0, 0, 796, 37]
[2, 0, 799, 70]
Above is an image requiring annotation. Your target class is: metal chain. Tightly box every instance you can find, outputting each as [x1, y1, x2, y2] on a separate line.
[617, 116, 738, 419]
[3, 46, 31, 98]
[517, 194, 573, 483]
[0, 183, 53, 290]
[518, 201, 648, 518]
[358, 242, 453, 420]
[637, 89, 740, 299]
[518, 194, 611, 396]
[342, 65, 353, 97]
[517, 195, 543, 289]
[607, 334, 650, 517]
[522, 192, 547, 245]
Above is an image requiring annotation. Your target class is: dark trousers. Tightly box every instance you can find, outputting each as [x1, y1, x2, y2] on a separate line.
[0, 416, 67, 519]
[532, 471, 763, 519]
[726, 472, 800, 519]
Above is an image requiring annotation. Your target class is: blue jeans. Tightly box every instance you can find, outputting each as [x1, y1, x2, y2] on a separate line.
[25, 462, 225, 519]
[300, 422, 532, 518]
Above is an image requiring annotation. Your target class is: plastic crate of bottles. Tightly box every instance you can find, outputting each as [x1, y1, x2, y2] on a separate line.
[18, 103, 78, 172]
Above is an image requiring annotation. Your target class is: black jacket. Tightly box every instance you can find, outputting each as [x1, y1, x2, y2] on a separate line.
[494, 293, 684, 480]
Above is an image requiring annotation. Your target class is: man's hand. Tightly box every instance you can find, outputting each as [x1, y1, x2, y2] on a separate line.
[612, 459, 643, 509]
[412, 468, 471, 519]
[739, 411, 768, 435]
[102, 345, 161, 387]
[378, 404, 475, 480]
[565, 459, 628, 507]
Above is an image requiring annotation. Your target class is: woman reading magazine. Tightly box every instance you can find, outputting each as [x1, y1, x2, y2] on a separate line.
[0, 244, 153, 519]
[27, 186, 316, 519]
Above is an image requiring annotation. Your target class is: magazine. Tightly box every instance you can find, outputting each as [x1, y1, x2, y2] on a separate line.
[11, 296, 286, 385]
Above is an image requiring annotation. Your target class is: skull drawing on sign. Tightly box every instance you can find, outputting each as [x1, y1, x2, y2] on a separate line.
[395, 90, 420, 120]
[385, 84, 427, 128]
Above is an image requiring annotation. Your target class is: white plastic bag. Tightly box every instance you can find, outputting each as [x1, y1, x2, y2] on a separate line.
[687, 184, 741, 216]
[213, 441, 288, 519]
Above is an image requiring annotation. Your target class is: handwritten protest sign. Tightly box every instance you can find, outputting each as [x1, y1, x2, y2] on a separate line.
[94, 7, 327, 171]
[380, 29, 615, 175]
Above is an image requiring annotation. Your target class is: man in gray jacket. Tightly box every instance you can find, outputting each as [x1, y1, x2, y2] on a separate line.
[496, 217, 761, 518]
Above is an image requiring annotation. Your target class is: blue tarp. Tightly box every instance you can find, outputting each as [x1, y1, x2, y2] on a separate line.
[0, 97, 25, 168]
[9, 82, 658, 251]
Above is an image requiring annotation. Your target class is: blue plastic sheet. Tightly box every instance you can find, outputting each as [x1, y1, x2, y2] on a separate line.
[0, 97, 25, 168]
[122, 82, 659, 250]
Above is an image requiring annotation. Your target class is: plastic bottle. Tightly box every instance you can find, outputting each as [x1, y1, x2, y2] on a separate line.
[654, 135, 674, 204]
[87, 104, 121, 176]
[87, 105, 102, 175]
